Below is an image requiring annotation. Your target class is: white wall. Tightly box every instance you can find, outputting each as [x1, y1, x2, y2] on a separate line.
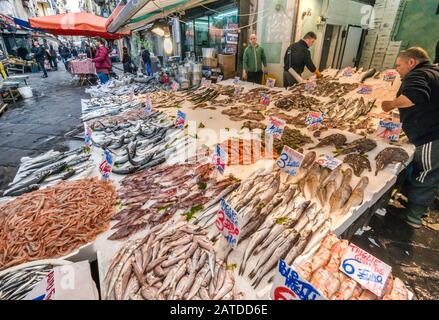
[326, 0, 373, 27]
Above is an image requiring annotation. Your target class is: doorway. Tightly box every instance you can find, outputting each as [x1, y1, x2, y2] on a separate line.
[339, 25, 364, 68]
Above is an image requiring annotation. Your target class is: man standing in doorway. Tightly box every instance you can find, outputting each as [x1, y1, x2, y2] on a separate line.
[283, 31, 322, 88]
[242, 34, 267, 85]
[141, 47, 152, 76]
[381, 47, 439, 228]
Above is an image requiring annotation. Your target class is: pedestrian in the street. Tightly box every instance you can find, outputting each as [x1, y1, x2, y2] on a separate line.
[141, 47, 152, 76]
[242, 34, 267, 85]
[381, 47, 439, 228]
[59, 44, 71, 70]
[31, 40, 48, 78]
[49, 45, 58, 71]
[283, 31, 322, 88]
[92, 38, 112, 84]
[122, 47, 133, 74]
[71, 47, 78, 59]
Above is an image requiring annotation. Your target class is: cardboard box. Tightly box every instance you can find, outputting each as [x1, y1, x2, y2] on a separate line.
[203, 57, 218, 68]
[218, 54, 236, 72]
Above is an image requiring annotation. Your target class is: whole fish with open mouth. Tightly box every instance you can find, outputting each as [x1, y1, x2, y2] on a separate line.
[333, 177, 369, 218]
[329, 168, 353, 213]
[375, 147, 409, 176]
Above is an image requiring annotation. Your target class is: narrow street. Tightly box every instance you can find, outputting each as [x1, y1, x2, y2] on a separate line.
[0, 67, 86, 190]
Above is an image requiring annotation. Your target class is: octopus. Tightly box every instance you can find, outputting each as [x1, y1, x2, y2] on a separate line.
[343, 154, 372, 177]
[310, 133, 347, 150]
[335, 138, 377, 156]
[375, 147, 409, 176]
[242, 121, 266, 131]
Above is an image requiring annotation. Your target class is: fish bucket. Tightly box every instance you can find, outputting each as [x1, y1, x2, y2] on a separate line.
[18, 86, 33, 99]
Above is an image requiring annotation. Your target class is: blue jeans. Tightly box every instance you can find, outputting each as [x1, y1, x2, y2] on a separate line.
[97, 72, 109, 84]
[146, 63, 151, 76]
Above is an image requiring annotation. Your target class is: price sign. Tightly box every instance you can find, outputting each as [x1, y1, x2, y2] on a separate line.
[276, 146, 305, 176]
[233, 77, 240, 85]
[84, 125, 92, 152]
[234, 86, 242, 95]
[340, 244, 392, 297]
[216, 198, 240, 248]
[376, 120, 402, 142]
[358, 84, 374, 95]
[271, 260, 326, 301]
[217, 75, 223, 83]
[266, 117, 286, 140]
[343, 67, 354, 77]
[172, 81, 179, 92]
[266, 77, 276, 88]
[99, 148, 113, 180]
[212, 144, 228, 175]
[145, 94, 152, 115]
[203, 80, 212, 88]
[175, 110, 187, 129]
[260, 93, 271, 105]
[383, 71, 397, 82]
[305, 80, 317, 91]
[316, 154, 342, 170]
[305, 112, 324, 127]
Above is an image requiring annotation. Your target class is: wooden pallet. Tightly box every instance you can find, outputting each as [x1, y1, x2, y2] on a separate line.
[0, 103, 7, 117]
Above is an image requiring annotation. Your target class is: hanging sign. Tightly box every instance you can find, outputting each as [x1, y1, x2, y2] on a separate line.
[305, 80, 317, 91]
[375, 120, 402, 142]
[216, 198, 240, 248]
[266, 77, 276, 88]
[266, 117, 286, 140]
[305, 112, 324, 127]
[212, 144, 228, 175]
[260, 93, 271, 105]
[316, 154, 343, 170]
[358, 84, 374, 94]
[340, 243, 392, 297]
[175, 110, 187, 129]
[383, 71, 397, 82]
[271, 260, 326, 300]
[145, 94, 152, 115]
[276, 146, 305, 176]
[99, 148, 113, 180]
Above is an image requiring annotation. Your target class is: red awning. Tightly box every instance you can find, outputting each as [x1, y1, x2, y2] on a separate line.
[29, 13, 130, 40]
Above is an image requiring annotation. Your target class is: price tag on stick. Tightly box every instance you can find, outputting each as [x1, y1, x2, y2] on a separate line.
[216, 198, 240, 248]
[266, 77, 276, 88]
[340, 244, 392, 297]
[266, 117, 286, 140]
[376, 120, 402, 142]
[145, 94, 152, 115]
[175, 110, 187, 129]
[276, 146, 305, 176]
[212, 144, 228, 175]
[99, 148, 113, 180]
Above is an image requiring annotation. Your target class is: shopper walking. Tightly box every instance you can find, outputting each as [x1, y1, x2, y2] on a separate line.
[49, 45, 58, 70]
[59, 44, 70, 70]
[242, 34, 267, 85]
[381, 47, 439, 228]
[283, 32, 322, 88]
[122, 47, 133, 74]
[141, 47, 152, 76]
[32, 41, 48, 78]
[92, 38, 112, 84]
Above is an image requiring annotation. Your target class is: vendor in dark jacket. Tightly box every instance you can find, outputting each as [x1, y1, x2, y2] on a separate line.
[382, 47, 439, 228]
[283, 31, 322, 88]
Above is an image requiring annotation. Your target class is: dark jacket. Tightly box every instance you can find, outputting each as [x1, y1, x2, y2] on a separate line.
[284, 39, 317, 74]
[92, 45, 112, 74]
[122, 53, 132, 73]
[398, 61, 439, 146]
[33, 46, 46, 62]
[142, 50, 151, 65]
[434, 41, 438, 64]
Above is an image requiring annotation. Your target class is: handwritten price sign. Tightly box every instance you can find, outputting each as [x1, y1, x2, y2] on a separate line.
[376, 120, 402, 142]
[266, 77, 276, 88]
[84, 125, 92, 151]
[358, 84, 374, 95]
[271, 260, 325, 300]
[99, 148, 113, 180]
[216, 198, 240, 248]
[340, 244, 392, 296]
[305, 80, 317, 91]
[316, 154, 342, 170]
[217, 75, 223, 83]
[343, 67, 354, 77]
[212, 144, 228, 175]
[266, 117, 286, 140]
[305, 112, 324, 127]
[276, 146, 305, 176]
[172, 81, 179, 92]
[145, 94, 152, 115]
[233, 77, 240, 85]
[260, 93, 271, 105]
[383, 71, 397, 82]
[175, 110, 187, 129]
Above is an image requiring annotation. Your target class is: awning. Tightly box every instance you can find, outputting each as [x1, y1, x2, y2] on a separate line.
[29, 12, 130, 40]
[106, 0, 217, 33]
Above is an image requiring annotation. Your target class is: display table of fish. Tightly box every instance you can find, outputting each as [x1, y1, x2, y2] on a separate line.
[295, 233, 412, 300]
[0, 178, 117, 270]
[103, 221, 240, 300]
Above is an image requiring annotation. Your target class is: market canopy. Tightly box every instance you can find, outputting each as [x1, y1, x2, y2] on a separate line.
[106, 0, 217, 33]
[29, 12, 130, 40]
